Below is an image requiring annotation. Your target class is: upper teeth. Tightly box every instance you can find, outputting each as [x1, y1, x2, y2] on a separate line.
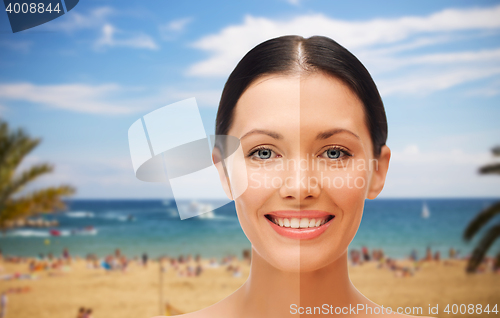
[270, 217, 330, 228]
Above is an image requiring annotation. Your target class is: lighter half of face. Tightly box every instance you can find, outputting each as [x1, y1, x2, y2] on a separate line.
[226, 72, 377, 272]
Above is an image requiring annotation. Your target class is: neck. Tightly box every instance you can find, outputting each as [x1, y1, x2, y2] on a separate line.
[233, 247, 367, 317]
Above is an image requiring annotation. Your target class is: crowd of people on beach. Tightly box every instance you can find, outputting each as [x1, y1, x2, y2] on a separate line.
[0, 247, 253, 317]
[160, 252, 248, 278]
[349, 246, 385, 266]
[78, 248, 251, 280]
[1, 245, 499, 278]
[1, 245, 499, 281]
[348, 245, 500, 277]
[76, 307, 93, 318]
[0, 248, 73, 282]
[85, 249, 131, 272]
[0, 244, 499, 318]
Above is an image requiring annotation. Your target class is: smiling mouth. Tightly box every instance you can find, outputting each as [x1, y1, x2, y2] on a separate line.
[264, 214, 335, 229]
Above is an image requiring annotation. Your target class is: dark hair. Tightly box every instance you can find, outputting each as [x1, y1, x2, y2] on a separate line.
[215, 35, 387, 157]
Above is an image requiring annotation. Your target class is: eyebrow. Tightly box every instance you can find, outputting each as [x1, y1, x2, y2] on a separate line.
[316, 128, 360, 140]
[241, 129, 284, 140]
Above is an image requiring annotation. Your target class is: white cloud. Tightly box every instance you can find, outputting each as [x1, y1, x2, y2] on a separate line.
[94, 23, 159, 50]
[163, 88, 222, 107]
[465, 78, 500, 97]
[46, 6, 114, 32]
[0, 82, 140, 114]
[404, 48, 500, 65]
[391, 145, 492, 165]
[159, 17, 193, 40]
[186, 5, 500, 96]
[0, 82, 224, 115]
[364, 48, 500, 74]
[42, 6, 159, 51]
[16, 154, 159, 198]
[378, 66, 500, 96]
[383, 145, 500, 197]
[0, 40, 33, 53]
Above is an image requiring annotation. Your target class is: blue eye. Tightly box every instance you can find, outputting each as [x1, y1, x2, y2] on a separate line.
[326, 148, 341, 159]
[320, 147, 351, 160]
[248, 147, 276, 160]
[256, 149, 272, 159]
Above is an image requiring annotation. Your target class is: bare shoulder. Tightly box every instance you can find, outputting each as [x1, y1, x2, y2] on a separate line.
[150, 307, 212, 318]
[150, 303, 232, 318]
[150, 291, 240, 318]
[150, 310, 211, 318]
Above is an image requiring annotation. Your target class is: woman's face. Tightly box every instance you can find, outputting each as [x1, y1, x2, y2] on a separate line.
[223, 72, 389, 272]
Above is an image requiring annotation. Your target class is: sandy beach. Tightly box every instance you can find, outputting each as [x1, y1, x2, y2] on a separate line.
[1, 255, 498, 318]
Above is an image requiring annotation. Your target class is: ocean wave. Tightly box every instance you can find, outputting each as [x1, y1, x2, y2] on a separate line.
[65, 211, 94, 218]
[7, 228, 97, 238]
[203, 215, 234, 221]
[101, 213, 132, 222]
[8, 230, 50, 237]
[72, 228, 98, 236]
[195, 212, 235, 221]
[58, 230, 71, 237]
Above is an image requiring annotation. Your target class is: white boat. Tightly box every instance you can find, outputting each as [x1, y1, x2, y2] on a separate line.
[422, 202, 430, 219]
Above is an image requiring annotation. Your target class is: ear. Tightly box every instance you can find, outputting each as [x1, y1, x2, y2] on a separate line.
[212, 147, 233, 200]
[367, 145, 391, 200]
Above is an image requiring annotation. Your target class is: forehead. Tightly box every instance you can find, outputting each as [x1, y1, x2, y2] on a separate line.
[229, 73, 370, 147]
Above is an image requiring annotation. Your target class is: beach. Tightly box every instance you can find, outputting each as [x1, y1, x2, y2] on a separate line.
[1, 199, 499, 317]
[1, 255, 498, 318]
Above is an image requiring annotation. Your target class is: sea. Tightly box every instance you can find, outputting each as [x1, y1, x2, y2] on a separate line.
[1, 198, 499, 260]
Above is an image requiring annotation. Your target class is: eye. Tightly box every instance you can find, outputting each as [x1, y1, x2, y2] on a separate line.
[257, 149, 272, 159]
[248, 147, 278, 160]
[326, 148, 342, 159]
[319, 147, 351, 160]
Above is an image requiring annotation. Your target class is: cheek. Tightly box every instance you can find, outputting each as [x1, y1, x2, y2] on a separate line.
[234, 168, 280, 235]
[320, 167, 369, 233]
[319, 167, 369, 197]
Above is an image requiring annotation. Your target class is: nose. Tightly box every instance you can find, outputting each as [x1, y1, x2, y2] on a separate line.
[279, 155, 321, 202]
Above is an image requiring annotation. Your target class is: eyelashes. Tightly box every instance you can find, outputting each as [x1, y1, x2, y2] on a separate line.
[318, 146, 353, 160]
[246, 145, 353, 161]
[247, 146, 281, 160]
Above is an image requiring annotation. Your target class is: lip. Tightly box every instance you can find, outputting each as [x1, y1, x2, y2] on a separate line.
[264, 210, 334, 240]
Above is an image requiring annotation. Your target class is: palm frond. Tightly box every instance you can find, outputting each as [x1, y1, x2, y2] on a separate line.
[0, 120, 75, 229]
[466, 223, 500, 273]
[0, 163, 53, 205]
[492, 146, 500, 156]
[0, 121, 40, 169]
[0, 121, 42, 202]
[0, 185, 75, 229]
[479, 163, 500, 175]
[463, 201, 500, 241]
[28, 185, 76, 212]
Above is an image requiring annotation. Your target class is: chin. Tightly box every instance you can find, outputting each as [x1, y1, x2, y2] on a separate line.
[255, 243, 302, 272]
[298, 247, 346, 272]
[254, 243, 348, 273]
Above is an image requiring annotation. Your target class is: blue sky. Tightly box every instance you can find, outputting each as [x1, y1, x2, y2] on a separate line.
[0, 0, 499, 198]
